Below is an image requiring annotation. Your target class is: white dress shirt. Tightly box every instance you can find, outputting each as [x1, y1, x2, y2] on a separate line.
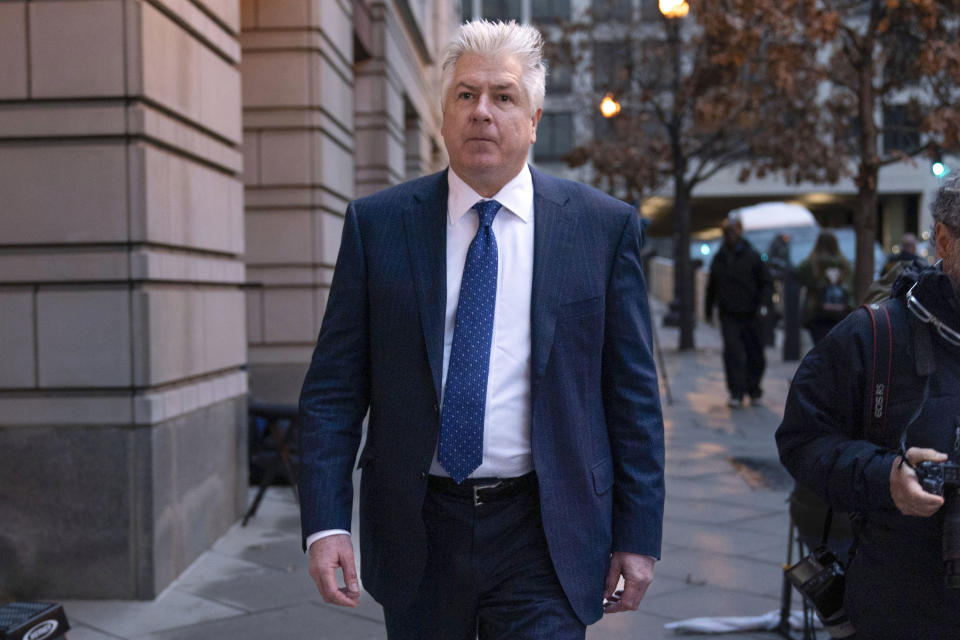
[430, 165, 534, 478]
[307, 165, 535, 549]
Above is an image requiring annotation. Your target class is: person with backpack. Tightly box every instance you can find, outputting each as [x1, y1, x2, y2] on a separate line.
[775, 175, 960, 638]
[794, 230, 854, 344]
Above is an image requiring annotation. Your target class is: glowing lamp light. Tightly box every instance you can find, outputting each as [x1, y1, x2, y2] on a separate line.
[600, 93, 621, 118]
[699, 244, 711, 256]
[659, 0, 690, 18]
[932, 161, 949, 178]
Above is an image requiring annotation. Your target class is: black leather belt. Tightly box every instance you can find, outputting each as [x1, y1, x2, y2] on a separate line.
[427, 472, 537, 506]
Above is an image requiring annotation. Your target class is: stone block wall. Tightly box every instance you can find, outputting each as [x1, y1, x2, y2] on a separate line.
[0, 0, 247, 599]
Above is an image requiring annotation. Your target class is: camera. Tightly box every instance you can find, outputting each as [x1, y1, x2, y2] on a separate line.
[785, 546, 856, 638]
[914, 460, 960, 588]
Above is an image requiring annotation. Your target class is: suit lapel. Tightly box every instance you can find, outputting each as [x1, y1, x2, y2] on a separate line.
[531, 169, 577, 383]
[402, 172, 448, 405]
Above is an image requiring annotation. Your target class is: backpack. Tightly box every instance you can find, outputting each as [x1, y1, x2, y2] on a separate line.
[818, 268, 852, 320]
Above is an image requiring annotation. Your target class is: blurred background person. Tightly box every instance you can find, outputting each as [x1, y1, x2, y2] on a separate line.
[882, 232, 928, 276]
[705, 216, 773, 408]
[795, 230, 854, 344]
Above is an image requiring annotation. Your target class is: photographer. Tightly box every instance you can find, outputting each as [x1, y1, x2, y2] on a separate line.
[776, 176, 960, 639]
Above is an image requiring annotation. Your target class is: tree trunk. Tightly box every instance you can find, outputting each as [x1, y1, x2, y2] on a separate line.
[855, 29, 879, 302]
[854, 173, 879, 301]
[674, 176, 694, 351]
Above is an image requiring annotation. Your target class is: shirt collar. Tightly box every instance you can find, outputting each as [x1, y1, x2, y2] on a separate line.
[447, 165, 533, 226]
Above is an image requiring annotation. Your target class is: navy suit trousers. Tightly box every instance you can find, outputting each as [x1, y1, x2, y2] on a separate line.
[382, 480, 586, 640]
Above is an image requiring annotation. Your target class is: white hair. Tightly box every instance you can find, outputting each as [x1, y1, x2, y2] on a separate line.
[440, 20, 547, 117]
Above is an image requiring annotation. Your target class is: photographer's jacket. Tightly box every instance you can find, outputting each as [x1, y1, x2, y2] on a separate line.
[776, 267, 960, 638]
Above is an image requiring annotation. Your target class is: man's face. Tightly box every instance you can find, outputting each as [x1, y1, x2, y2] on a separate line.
[441, 53, 541, 197]
[723, 222, 742, 248]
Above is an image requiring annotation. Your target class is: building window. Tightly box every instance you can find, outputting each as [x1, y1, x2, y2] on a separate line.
[592, 0, 632, 22]
[593, 41, 630, 92]
[483, 0, 522, 21]
[593, 111, 618, 141]
[639, 0, 660, 21]
[549, 58, 573, 93]
[535, 112, 574, 161]
[883, 105, 920, 155]
[533, 0, 571, 23]
[545, 43, 573, 93]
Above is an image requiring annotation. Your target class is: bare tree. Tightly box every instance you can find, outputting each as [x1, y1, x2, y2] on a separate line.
[716, 0, 960, 299]
[560, 2, 773, 350]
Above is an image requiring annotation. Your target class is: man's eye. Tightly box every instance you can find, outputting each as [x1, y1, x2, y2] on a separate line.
[499, 94, 512, 102]
[459, 92, 473, 100]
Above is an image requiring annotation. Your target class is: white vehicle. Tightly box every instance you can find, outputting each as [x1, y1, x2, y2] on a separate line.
[693, 202, 820, 268]
[728, 202, 819, 231]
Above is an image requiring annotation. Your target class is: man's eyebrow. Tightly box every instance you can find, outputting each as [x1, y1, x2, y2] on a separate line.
[454, 81, 519, 92]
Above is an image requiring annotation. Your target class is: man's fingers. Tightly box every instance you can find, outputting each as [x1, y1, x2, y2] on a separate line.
[307, 535, 360, 607]
[340, 545, 360, 596]
[905, 447, 949, 466]
[603, 552, 655, 615]
[603, 590, 624, 613]
[891, 455, 946, 517]
[616, 578, 650, 611]
[603, 557, 622, 601]
[902, 480, 945, 516]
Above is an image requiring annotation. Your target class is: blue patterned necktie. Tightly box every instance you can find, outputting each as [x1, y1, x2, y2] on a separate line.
[439, 199, 502, 483]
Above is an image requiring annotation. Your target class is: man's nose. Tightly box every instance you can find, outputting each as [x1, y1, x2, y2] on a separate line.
[471, 94, 492, 121]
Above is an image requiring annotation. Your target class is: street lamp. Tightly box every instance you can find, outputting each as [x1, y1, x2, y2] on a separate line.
[659, 0, 695, 350]
[659, 0, 689, 18]
[600, 93, 621, 118]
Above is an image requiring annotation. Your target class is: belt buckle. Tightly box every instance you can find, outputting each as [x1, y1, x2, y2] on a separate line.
[472, 480, 503, 507]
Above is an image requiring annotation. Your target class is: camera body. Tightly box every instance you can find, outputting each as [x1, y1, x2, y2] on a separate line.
[915, 460, 960, 496]
[915, 460, 960, 588]
[786, 547, 856, 638]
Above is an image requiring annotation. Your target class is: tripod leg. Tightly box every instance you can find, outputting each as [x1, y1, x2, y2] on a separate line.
[777, 516, 797, 639]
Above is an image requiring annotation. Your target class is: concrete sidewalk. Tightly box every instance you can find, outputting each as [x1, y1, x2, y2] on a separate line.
[58, 301, 817, 639]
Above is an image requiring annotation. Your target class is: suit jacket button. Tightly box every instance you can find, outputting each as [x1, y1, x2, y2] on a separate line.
[433, 403, 439, 414]
[419, 472, 427, 481]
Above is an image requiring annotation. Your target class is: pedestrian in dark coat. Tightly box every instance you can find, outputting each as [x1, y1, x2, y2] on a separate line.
[705, 216, 773, 408]
[881, 232, 929, 276]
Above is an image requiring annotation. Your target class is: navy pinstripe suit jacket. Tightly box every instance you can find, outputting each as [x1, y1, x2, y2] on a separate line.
[298, 167, 665, 624]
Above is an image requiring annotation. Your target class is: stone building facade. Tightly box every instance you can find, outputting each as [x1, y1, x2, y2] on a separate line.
[242, 0, 453, 405]
[0, 0, 455, 599]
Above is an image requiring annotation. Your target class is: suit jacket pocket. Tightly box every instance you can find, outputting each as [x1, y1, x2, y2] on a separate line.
[591, 458, 614, 495]
[558, 295, 604, 320]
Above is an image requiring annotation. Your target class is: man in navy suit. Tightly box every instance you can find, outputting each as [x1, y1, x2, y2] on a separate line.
[299, 20, 664, 639]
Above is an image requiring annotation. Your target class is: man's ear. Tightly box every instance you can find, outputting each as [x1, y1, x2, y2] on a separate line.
[530, 108, 543, 144]
[936, 222, 952, 260]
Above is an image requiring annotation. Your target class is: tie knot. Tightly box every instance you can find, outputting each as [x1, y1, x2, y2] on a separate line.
[473, 200, 502, 228]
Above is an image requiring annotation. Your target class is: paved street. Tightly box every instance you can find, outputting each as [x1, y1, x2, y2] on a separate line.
[57, 300, 818, 639]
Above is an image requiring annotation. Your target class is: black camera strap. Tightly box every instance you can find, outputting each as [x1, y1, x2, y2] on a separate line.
[819, 507, 833, 548]
[863, 301, 895, 443]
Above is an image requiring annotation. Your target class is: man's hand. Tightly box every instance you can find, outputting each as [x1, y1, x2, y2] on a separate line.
[308, 534, 360, 607]
[891, 447, 948, 517]
[602, 552, 655, 614]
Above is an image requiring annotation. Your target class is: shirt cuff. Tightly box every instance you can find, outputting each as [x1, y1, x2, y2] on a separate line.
[306, 529, 351, 551]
